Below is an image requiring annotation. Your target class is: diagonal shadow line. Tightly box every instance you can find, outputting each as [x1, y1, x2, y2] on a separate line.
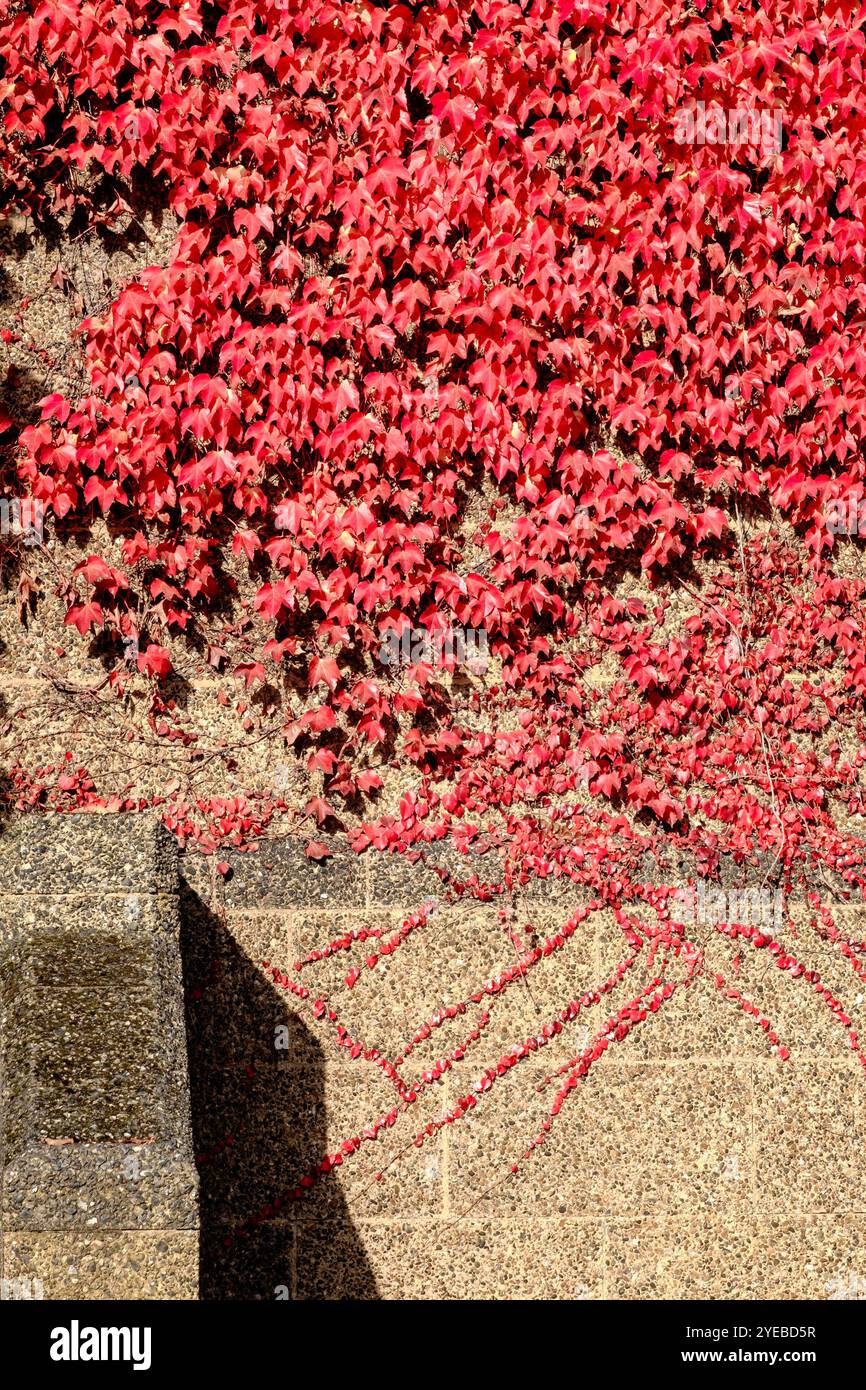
[178, 877, 379, 1300]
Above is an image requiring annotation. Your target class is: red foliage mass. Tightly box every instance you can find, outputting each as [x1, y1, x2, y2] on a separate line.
[3, 0, 866, 1209]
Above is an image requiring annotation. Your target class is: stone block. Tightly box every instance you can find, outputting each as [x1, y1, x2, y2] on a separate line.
[0, 815, 198, 1253]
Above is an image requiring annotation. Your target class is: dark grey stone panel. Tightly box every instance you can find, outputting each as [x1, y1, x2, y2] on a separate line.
[0, 816, 197, 1236]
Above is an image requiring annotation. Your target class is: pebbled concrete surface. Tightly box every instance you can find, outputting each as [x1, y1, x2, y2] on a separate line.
[2, 815, 865, 1300]
[0, 814, 197, 1299]
[182, 834, 866, 1300]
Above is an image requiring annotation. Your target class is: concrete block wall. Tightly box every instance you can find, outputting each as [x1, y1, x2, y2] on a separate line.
[2, 815, 864, 1299]
[0, 817, 198, 1299]
[184, 835, 866, 1300]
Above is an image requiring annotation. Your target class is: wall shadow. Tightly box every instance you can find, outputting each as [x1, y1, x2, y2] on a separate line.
[178, 877, 379, 1299]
